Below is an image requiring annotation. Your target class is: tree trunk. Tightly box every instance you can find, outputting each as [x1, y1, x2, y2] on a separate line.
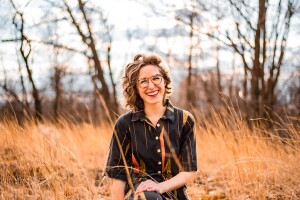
[63, 0, 116, 120]
[53, 65, 63, 122]
[107, 41, 119, 117]
[251, 0, 266, 116]
[187, 13, 194, 109]
[13, 10, 42, 120]
[216, 38, 222, 103]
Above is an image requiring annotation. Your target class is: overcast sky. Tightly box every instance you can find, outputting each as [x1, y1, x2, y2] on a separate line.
[0, 0, 299, 86]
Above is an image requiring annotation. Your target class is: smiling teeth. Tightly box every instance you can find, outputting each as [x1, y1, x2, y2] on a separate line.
[147, 91, 158, 96]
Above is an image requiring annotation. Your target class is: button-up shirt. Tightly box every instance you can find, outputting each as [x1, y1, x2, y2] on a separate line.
[106, 101, 197, 198]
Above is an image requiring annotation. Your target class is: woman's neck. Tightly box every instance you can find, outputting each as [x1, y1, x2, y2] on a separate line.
[144, 103, 166, 119]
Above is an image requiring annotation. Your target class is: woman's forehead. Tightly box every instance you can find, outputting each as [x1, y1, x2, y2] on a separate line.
[138, 64, 160, 78]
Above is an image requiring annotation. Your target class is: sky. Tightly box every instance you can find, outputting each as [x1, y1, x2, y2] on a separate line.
[0, 0, 184, 94]
[0, 0, 299, 96]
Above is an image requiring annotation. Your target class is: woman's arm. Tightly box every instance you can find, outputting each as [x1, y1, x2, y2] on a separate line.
[158, 171, 195, 193]
[110, 178, 126, 200]
[135, 171, 195, 194]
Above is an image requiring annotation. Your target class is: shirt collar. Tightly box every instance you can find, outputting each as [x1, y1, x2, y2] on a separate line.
[131, 100, 175, 123]
[131, 110, 145, 122]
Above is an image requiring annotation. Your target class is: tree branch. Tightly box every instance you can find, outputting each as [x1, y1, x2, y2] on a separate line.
[62, 0, 88, 44]
[2, 38, 88, 56]
[228, 0, 256, 31]
[226, 31, 250, 72]
[236, 22, 254, 50]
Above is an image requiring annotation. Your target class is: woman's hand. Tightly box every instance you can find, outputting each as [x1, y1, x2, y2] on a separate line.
[135, 172, 195, 195]
[135, 180, 164, 194]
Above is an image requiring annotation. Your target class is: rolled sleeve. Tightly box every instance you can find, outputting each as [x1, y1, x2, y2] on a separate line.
[105, 114, 132, 181]
[180, 113, 197, 172]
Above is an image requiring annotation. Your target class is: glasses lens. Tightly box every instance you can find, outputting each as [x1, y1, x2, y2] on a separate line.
[138, 75, 162, 89]
[152, 76, 162, 84]
[139, 79, 148, 89]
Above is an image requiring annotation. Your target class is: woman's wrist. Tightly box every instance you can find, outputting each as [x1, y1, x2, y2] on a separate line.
[157, 182, 167, 194]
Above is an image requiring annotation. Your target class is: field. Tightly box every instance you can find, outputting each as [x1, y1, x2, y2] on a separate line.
[0, 110, 299, 199]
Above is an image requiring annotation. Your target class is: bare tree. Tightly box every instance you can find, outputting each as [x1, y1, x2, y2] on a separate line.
[175, 2, 203, 109]
[101, 14, 119, 114]
[207, 0, 299, 116]
[10, 0, 42, 120]
[59, 0, 118, 119]
[215, 15, 223, 101]
[52, 64, 65, 121]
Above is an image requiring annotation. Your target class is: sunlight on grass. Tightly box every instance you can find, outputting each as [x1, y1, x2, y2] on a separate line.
[0, 109, 299, 199]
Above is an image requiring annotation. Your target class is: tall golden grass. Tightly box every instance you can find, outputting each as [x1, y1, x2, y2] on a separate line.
[0, 108, 299, 199]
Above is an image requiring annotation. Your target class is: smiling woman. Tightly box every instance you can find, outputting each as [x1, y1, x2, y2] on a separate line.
[105, 53, 197, 200]
[122, 54, 172, 113]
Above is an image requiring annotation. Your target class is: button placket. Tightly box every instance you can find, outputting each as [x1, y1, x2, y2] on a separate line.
[154, 121, 161, 144]
[155, 120, 163, 173]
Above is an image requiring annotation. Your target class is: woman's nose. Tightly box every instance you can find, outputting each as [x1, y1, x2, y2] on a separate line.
[147, 80, 156, 88]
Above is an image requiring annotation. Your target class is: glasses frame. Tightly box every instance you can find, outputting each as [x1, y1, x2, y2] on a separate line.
[136, 74, 163, 89]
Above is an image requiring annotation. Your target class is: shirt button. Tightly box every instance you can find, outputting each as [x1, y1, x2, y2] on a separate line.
[157, 123, 160, 127]
[158, 161, 161, 165]
[158, 171, 161, 174]
[157, 149, 161, 153]
[155, 136, 159, 140]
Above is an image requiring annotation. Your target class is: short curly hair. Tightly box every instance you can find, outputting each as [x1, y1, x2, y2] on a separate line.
[122, 53, 172, 111]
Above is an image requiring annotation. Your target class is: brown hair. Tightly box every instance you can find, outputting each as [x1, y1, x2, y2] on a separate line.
[122, 53, 172, 111]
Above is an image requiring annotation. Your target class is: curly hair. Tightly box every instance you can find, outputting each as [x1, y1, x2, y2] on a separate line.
[122, 53, 172, 111]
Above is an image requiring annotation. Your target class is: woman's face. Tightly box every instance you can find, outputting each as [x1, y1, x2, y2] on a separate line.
[136, 64, 166, 108]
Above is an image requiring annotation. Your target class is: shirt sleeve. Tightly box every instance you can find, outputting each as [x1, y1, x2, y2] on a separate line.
[105, 114, 132, 181]
[180, 111, 197, 171]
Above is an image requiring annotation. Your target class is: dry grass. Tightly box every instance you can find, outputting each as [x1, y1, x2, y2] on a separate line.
[0, 110, 299, 199]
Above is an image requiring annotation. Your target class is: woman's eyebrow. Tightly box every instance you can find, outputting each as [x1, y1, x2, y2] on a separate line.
[139, 74, 161, 80]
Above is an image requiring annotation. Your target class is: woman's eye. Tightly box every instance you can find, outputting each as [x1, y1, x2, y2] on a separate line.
[140, 79, 147, 84]
[153, 77, 160, 80]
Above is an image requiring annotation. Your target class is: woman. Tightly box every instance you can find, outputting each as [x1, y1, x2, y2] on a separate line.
[106, 53, 197, 200]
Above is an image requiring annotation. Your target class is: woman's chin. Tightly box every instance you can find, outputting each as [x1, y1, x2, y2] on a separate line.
[144, 98, 164, 106]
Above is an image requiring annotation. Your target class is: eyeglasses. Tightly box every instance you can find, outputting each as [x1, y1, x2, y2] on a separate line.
[137, 74, 163, 89]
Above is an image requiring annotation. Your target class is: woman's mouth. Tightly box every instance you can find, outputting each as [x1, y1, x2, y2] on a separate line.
[146, 90, 159, 97]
